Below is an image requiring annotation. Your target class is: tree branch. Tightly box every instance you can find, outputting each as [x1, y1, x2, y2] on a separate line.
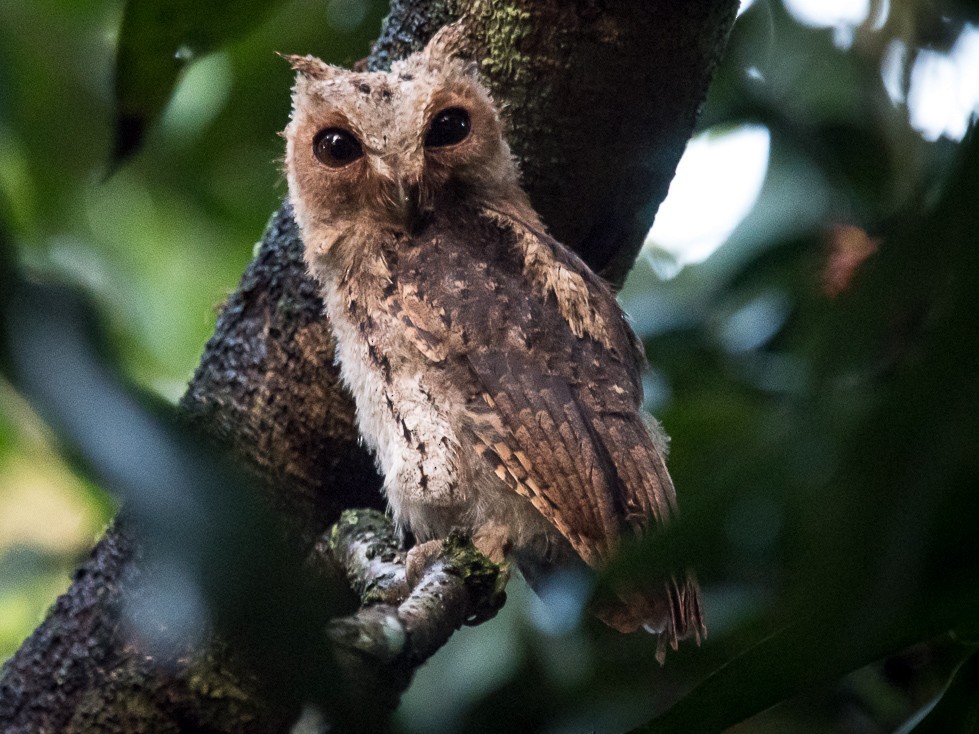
[315, 510, 505, 719]
[0, 2, 738, 731]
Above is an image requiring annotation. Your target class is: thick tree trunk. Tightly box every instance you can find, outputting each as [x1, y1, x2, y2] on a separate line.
[0, 2, 738, 731]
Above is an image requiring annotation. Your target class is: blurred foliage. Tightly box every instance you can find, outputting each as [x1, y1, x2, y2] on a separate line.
[113, 0, 289, 163]
[0, 0, 388, 664]
[1, 252, 363, 721]
[2, 0, 979, 732]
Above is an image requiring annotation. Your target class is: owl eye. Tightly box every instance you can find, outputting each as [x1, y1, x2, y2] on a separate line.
[425, 107, 471, 148]
[313, 128, 363, 167]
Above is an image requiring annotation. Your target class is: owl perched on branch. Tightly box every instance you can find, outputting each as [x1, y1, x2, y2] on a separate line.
[283, 23, 704, 654]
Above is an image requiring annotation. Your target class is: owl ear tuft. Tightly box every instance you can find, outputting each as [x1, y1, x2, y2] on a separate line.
[278, 52, 340, 81]
[422, 21, 472, 68]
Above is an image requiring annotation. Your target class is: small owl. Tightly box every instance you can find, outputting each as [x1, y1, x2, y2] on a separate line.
[283, 24, 704, 652]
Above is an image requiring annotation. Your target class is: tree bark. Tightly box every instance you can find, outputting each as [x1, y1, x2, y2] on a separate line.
[0, 1, 738, 731]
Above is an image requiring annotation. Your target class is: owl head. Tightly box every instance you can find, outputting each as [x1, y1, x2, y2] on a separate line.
[283, 23, 523, 259]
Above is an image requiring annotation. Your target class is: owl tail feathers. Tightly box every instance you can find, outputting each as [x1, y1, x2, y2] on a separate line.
[594, 573, 706, 664]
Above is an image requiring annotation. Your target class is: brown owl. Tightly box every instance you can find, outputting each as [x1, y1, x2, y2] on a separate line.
[283, 24, 704, 654]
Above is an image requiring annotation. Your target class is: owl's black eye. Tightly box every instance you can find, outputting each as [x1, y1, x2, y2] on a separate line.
[425, 107, 471, 148]
[313, 128, 363, 167]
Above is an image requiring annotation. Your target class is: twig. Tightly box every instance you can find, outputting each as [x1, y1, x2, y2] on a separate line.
[315, 510, 504, 698]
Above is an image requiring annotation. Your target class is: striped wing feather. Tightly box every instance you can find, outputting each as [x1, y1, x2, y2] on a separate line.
[391, 209, 703, 645]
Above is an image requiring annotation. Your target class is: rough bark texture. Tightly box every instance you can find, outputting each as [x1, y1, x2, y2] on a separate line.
[0, 516, 289, 734]
[0, 1, 738, 731]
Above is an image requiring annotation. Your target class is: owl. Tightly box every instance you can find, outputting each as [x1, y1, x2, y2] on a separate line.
[283, 24, 704, 653]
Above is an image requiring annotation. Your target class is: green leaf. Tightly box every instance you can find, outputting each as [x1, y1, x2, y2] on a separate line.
[112, 0, 287, 165]
[631, 616, 920, 734]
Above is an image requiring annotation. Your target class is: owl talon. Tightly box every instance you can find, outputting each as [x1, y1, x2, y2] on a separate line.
[404, 539, 444, 589]
[463, 560, 509, 626]
[472, 522, 513, 565]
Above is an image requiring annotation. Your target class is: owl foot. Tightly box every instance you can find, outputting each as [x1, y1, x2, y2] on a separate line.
[460, 527, 511, 625]
[463, 558, 509, 626]
[405, 539, 444, 589]
[404, 533, 510, 626]
[472, 522, 513, 564]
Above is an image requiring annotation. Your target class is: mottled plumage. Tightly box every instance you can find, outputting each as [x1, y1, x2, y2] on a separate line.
[283, 24, 704, 652]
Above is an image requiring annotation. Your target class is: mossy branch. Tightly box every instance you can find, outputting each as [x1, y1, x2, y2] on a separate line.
[314, 509, 505, 718]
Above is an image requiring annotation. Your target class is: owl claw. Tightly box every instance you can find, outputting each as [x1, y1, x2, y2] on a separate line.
[463, 560, 509, 626]
[404, 539, 444, 589]
[404, 535, 510, 626]
[471, 521, 513, 565]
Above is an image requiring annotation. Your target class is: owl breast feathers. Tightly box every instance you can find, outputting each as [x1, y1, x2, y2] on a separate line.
[283, 23, 704, 654]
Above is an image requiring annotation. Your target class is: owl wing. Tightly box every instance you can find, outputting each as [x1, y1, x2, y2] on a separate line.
[391, 210, 702, 643]
[465, 351, 673, 566]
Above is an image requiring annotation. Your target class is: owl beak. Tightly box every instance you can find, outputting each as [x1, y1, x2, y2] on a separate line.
[397, 179, 423, 234]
